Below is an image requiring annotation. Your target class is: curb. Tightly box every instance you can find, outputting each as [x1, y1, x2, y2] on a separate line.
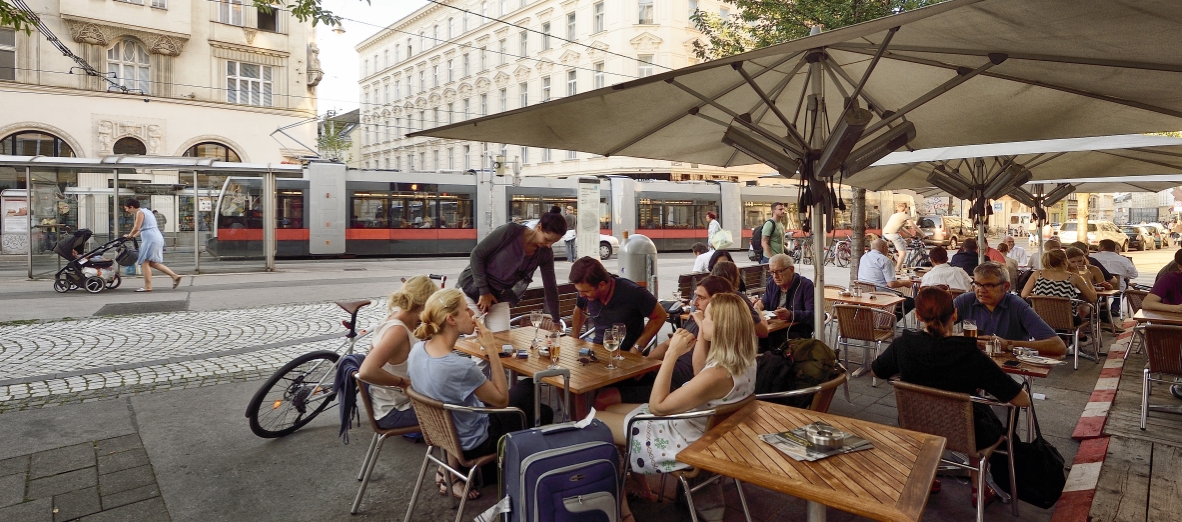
[1070, 329, 1133, 440]
[1050, 437, 1110, 522]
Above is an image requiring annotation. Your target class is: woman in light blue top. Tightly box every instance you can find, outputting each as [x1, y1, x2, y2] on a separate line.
[122, 198, 181, 292]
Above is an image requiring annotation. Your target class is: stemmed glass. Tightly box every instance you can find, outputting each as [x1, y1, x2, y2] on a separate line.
[611, 324, 627, 360]
[546, 331, 562, 369]
[602, 329, 619, 370]
[529, 309, 543, 349]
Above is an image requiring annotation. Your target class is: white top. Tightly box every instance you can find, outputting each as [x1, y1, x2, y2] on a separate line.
[882, 212, 911, 235]
[1006, 244, 1030, 267]
[707, 219, 721, 239]
[692, 251, 713, 272]
[921, 262, 974, 291]
[1090, 250, 1138, 289]
[857, 249, 897, 290]
[368, 317, 417, 419]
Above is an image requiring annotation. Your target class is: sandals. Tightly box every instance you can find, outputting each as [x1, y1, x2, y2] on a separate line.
[135, 288, 152, 293]
[435, 470, 479, 500]
[172, 276, 182, 289]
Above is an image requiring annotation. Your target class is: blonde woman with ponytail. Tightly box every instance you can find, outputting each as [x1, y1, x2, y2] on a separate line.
[357, 276, 438, 432]
[407, 289, 552, 499]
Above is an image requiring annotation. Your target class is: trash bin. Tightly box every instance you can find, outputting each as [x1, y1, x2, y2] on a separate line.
[618, 233, 658, 296]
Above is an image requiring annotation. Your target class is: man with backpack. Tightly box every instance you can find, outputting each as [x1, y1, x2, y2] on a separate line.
[753, 202, 786, 264]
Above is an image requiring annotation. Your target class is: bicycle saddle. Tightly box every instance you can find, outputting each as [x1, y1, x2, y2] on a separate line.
[336, 299, 372, 315]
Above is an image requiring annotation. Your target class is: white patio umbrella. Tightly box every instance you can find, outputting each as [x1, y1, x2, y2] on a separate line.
[413, 0, 1182, 350]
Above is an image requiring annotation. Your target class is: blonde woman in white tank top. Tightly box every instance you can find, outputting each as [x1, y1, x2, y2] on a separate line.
[358, 276, 439, 430]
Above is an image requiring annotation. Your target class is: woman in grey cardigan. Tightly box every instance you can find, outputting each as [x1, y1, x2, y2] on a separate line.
[457, 212, 567, 331]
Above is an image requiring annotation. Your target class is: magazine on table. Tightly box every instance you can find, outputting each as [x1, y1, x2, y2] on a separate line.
[759, 422, 873, 462]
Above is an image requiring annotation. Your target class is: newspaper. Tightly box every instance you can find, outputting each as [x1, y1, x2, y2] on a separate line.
[759, 422, 873, 462]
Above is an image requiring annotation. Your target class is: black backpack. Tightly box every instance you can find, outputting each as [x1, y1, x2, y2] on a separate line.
[749, 219, 775, 261]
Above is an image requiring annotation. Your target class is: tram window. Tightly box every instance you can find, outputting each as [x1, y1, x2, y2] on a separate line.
[743, 201, 802, 231]
[637, 199, 717, 229]
[509, 195, 576, 223]
[349, 190, 472, 229]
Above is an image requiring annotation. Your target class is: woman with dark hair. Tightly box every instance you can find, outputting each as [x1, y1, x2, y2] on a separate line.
[121, 198, 181, 292]
[872, 287, 1031, 502]
[706, 249, 745, 292]
[457, 212, 566, 331]
[710, 261, 768, 338]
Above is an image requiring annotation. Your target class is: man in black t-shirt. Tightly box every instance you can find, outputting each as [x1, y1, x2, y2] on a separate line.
[569, 257, 666, 352]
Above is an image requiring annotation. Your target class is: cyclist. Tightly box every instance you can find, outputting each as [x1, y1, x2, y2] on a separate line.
[882, 202, 917, 273]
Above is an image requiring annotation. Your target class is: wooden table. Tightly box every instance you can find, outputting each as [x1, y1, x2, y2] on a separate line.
[454, 328, 663, 415]
[677, 401, 946, 522]
[1133, 309, 1182, 326]
[990, 352, 1053, 379]
[824, 287, 906, 310]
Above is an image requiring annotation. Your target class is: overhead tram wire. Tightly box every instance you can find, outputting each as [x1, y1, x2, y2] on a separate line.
[419, 0, 672, 71]
[11, 0, 131, 94]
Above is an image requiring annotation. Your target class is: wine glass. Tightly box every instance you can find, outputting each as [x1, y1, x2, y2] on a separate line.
[612, 324, 627, 360]
[671, 290, 682, 303]
[528, 309, 543, 347]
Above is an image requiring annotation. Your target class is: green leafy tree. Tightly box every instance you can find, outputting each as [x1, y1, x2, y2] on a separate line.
[690, 0, 937, 60]
[2, 0, 359, 33]
[317, 117, 353, 163]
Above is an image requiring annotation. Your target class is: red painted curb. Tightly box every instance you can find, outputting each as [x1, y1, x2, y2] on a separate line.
[1051, 490, 1096, 522]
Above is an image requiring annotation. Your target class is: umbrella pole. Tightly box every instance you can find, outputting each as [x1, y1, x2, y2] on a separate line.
[807, 25, 827, 339]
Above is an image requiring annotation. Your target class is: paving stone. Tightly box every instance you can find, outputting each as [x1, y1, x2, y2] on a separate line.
[0, 497, 52, 522]
[0, 455, 28, 478]
[94, 435, 142, 457]
[52, 486, 100, 522]
[26, 468, 97, 501]
[30, 444, 95, 480]
[0, 472, 25, 508]
[96, 448, 149, 476]
[100, 483, 159, 510]
[97, 465, 155, 496]
[77, 497, 169, 522]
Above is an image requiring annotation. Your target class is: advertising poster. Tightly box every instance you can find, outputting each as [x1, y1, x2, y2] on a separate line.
[1, 195, 30, 254]
[576, 177, 600, 261]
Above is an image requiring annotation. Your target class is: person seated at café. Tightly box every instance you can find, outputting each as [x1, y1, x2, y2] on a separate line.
[406, 289, 552, 499]
[1067, 246, 1110, 290]
[1021, 249, 1098, 335]
[982, 237, 1006, 264]
[995, 242, 1020, 285]
[357, 275, 439, 430]
[706, 249, 746, 292]
[1143, 250, 1182, 313]
[709, 261, 768, 338]
[1030, 238, 1062, 269]
[872, 287, 1031, 501]
[690, 242, 712, 272]
[1154, 247, 1182, 281]
[756, 253, 815, 345]
[954, 262, 1067, 357]
[597, 293, 758, 519]
[858, 239, 915, 317]
[950, 238, 982, 276]
[1003, 236, 1029, 267]
[1070, 241, 1119, 288]
[920, 246, 973, 292]
[570, 257, 667, 352]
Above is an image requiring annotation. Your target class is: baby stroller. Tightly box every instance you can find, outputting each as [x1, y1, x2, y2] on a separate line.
[52, 229, 134, 294]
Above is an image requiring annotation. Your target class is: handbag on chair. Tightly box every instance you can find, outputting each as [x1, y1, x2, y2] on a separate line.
[989, 399, 1067, 509]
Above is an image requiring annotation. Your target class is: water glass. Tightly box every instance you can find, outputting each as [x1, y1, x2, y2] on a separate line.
[612, 324, 627, 360]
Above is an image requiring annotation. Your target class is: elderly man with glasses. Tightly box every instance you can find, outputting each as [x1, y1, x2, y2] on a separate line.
[756, 253, 815, 346]
[952, 262, 1067, 357]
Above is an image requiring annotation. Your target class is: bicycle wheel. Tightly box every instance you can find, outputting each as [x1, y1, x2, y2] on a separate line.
[836, 246, 851, 267]
[246, 350, 340, 438]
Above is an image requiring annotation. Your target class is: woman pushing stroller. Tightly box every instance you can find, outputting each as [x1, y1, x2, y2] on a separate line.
[122, 198, 181, 292]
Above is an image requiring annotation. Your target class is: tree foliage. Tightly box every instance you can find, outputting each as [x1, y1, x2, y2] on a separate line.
[690, 0, 938, 60]
[1, 0, 361, 33]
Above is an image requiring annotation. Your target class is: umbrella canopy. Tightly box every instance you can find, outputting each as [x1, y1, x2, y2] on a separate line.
[414, 0, 1182, 172]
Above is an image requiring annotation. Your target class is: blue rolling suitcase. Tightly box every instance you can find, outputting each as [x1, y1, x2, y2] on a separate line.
[500, 370, 621, 522]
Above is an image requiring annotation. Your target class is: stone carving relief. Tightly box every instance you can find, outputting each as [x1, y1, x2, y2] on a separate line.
[415, 97, 428, 108]
[474, 76, 491, 93]
[307, 43, 324, 87]
[536, 59, 555, 74]
[629, 32, 663, 51]
[442, 88, 457, 102]
[243, 28, 258, 45]
[458, 83, 473, 96]
[586, 40, 609, 59]
[64, 18, 189, 56]
[513, 66, 531, 82]
[429, 93, 442, 104]
[69, 22, 111, 46]
[94, 117, 165, 155]
[493, 72, 510, 87]
[559, 50, 580, 65]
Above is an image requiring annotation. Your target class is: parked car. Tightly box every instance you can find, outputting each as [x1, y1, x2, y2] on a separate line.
[1143, 223, 1169, 248]
[1120, 225, 1152, 251]
[523, 219, 618, 260]
[1057, 220, 1128, 251]
[917, 215, 968, 248]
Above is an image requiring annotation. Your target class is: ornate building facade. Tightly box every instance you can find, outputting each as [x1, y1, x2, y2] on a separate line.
[355, 0, 768, 182]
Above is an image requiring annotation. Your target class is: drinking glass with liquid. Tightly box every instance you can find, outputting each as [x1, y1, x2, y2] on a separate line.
[603, 330, 619, 371]
[963, 319, 978, 339]
[546, 331, 562, 369]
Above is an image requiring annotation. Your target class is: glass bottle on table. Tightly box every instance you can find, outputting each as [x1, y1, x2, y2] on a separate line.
[603, 329, 619, 370]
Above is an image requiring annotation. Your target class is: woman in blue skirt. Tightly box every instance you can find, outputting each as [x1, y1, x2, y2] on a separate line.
[123, 198, 181, 292]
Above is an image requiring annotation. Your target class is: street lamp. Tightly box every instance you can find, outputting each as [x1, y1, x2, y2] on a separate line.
[332, 23, 346, 35]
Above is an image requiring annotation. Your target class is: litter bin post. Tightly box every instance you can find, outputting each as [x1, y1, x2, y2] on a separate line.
[618, 233, 658, 297]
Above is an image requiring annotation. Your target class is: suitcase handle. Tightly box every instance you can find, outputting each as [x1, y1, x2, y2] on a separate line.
[533, 368, 571, 427]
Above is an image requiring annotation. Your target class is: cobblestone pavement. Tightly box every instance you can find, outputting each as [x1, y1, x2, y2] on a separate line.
[0, 299, 390, 413]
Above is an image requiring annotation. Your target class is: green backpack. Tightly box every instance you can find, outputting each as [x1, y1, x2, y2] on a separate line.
[755, 337, 837, 408]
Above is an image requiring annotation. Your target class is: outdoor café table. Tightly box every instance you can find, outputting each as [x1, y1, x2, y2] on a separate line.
[824, 287, 906, 311]
[676, 401, 946, 522]
[453, 328, 662, 418]
[1131, 309, 1182, 415]
[990, 350, 1054, 436]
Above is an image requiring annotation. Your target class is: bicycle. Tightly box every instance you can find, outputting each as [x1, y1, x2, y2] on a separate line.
[901, 237, 930, 269]
[244, 274, 446, 438]
[824, 234, 852, 267]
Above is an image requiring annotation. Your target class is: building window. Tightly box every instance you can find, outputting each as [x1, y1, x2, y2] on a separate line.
[433, 149, 440, 170]
[566, 149, 576, 160]
[383, 84, 389, 103]
[107, 39, 150, 93]
[219, 0, 244, 26]
[395, 44, 400, 62]
[567, 12, 576, 41]
[480, 93, 488, 116]
[395, 156, 401, 170]
[394, 79, 400, 99]
[638, 0, 653, 24]
[226, 61, 273, 106]
[384, 117, 390, 141]
[447, 18, 454, 38]
[542, 148, 551, 162]
[383, 50, 389, 68]
[407, 38, 413, 58]
[463, 98, 470, 120]
[463, 145, 471, 170]
[151, 0, 166, 8]
[0, 131, 76, 157]
[480, 1, 488, 24]
[521, 146, 529, 163]
[420, 152, 426, 170]
[499, 88, 507, 112]
[409, 154, 415, 170]
[542, 22, 551, 50]
[480, 47, 488, 71]
[0, 28, 14, 81]
[113, 137, 147, 155]
[433, 25, 439, 47]
[638, 55, 653, 77]
[184, 142, 241, 162]
[419, 32, 425, 52]
[418, 70, 425, 91]
[395, 117, 402, 137]
[594, 2, 604, 32]
[447, 60, 454, 82]
[447, 102, 454, 123]
[499, 39, 507, 65]
[432, 65, 439, 87]
[689, 0, 698, 18]
[720, 7, 729, 18]
[542, 76, 550, 101]
[519, 30, 527, 58]
[593, 62, 604, 89]
[418, 111, 425, 130]
[566, 70, 576, 96]
[462, 12, 469, 32]
[519, 82, 528, 107]
[462, 53, 470, 76]
[447, 147, 455, 169]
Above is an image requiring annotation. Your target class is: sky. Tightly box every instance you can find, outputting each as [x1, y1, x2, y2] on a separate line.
[314, 0, 428, 117]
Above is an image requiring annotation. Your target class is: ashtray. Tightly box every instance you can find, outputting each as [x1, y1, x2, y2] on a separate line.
[839, 291, 852, 297]
[804, 424, 846, 450]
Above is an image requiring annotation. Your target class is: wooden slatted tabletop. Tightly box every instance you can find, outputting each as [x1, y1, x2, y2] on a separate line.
[824, 287, 906, 310]
[1133, 309, 1182, 326]
[677, 401, 945, 522]
[990, 352, 1053, 379]
[453, 329, 662, 395]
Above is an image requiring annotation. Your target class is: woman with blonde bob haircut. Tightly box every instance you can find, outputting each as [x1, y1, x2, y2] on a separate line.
[358, 275, 439, 432]
[406, 289, 550, 499]
[598, 292, 757, 519]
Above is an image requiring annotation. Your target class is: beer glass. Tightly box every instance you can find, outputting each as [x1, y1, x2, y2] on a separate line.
[963, 319, 978, 339]
[547, 331, 562, 369]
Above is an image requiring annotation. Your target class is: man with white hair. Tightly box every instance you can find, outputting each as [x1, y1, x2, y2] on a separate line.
[1003, 236, 1029, 267]
[858, 238, 915, 316]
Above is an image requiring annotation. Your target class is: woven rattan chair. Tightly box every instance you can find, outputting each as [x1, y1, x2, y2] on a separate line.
[402, 387, 526, 522]
[892, 381, 1019, 522]
[508, 314, 566, 333]
[1123, 289, 1150, 359]
[852, 281, 878, 294]
[834, 304, 896, 386]
[1140, 325, 1182, 430]
[1029, 295, 1095, 370]
[351, 373, 423, 514]
[624, 394, 756, 522]
[755, 363, 849, 412]
[921, 284, 950, 291]
[822, 284, 846, 346]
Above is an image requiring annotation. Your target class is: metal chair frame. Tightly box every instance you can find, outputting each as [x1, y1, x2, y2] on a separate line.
[1028, 295, 1096, 369]
[1123, 289, 1149, 360]
[833, 304, 897, 386]
[623, 395, 756, 522]
[755, 363, 850, 411]
[350, 373, 423, 514]
[1140, 324, 1182, 430]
